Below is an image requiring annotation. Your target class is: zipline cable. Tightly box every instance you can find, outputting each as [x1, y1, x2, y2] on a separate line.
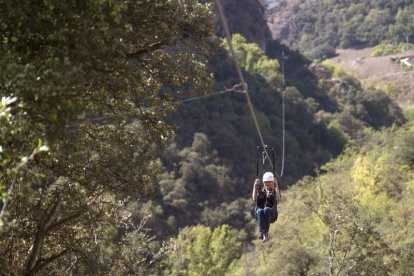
[215, 0, 274, 171]
[279, 50, 287, 178]
[146, 83, 245, 111]
[89, 83, 244, 122]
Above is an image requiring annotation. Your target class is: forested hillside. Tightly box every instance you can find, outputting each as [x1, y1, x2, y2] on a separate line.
[266, 0, 414, 59]
[140, 30, 405, 242]
[168, 34, 404, 188]
[1, 0, 413, 275]
[226, 120, 414, 275]
[166, 120, 414, 275]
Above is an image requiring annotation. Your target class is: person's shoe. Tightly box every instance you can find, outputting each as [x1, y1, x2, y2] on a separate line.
[257, 234, 263, 239]
[262, 233, 268, 242]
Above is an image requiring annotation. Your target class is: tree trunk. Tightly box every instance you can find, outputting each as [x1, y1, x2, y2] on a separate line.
[328, 229, 338, 276]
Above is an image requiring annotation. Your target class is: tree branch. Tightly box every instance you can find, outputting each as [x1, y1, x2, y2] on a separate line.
[328, 228, 338, 276]
[25, 200, 61, 275]
[336, 249, 349, 276]
[126, 42, 166, 59]
[46, 211, 83, 234]
[29, 249, 69, 275]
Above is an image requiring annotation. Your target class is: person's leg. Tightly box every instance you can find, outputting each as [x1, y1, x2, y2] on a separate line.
[263, 207, 274, 234]
[256, 208, 265, 236]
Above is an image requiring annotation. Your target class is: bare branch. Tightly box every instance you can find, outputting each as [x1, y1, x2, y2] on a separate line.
[25, 200, 61, 275]
[29, 249, 69, 275]
[46, 212, 83, 234]
[126, 42, 166, 59]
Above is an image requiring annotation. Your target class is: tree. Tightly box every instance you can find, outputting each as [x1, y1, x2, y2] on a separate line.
[0, 0, 213, 274]
[356, 9, 391, 45]
[390, 6, 414, 43]
[221, 34, 283, 88]
[165, 224, 244, 276]
[309, 193, 393, 276]
[157, 133, 241, 230]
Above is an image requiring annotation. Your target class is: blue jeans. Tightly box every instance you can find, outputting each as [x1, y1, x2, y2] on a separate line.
[256, 207, 273, 235]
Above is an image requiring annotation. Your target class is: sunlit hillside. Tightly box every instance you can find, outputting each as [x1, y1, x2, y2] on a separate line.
[330, 48, 414, 109]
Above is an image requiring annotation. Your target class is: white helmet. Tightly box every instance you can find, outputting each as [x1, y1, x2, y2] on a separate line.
[262, 172, 274, 182]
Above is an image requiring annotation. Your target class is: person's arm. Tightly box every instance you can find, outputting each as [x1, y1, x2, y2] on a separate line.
[274, 178, 282, 202]
[252, 178, 260, 201]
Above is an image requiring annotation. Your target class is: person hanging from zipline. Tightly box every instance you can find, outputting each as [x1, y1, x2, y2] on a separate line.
[252, 172, 281, 242]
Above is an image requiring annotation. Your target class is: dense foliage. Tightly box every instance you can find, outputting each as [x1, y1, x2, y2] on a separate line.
[371, 42, 414, 56]
[267, 0, 414, 59]
[0, 0, 213, 274]
[165, 224, 245, 275]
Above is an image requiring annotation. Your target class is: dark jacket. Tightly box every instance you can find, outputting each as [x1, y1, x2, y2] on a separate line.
[256, 188, 275, 209]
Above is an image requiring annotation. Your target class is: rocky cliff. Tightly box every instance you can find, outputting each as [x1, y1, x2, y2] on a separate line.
[216, 0, 272, 51]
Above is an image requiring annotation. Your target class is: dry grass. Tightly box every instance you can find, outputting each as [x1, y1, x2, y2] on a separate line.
[329, 48, 414, 109]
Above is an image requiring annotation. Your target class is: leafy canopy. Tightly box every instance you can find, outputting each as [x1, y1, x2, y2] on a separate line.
[0, 0, 214, 274]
